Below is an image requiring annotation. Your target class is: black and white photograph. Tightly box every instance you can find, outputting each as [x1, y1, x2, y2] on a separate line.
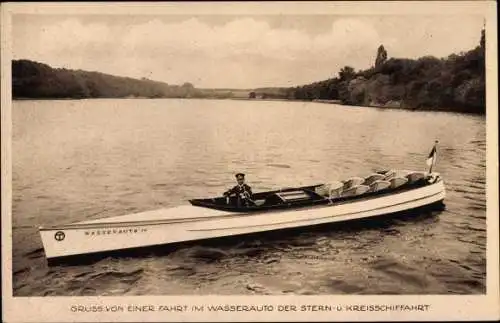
[1, 1, 498, 322]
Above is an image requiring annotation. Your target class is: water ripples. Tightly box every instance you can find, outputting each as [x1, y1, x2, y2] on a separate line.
[12, 99, 486, 296]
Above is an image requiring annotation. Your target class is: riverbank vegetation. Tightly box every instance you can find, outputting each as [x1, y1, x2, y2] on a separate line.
[272, 29, 485, 114]
[12, 60, 242, 100]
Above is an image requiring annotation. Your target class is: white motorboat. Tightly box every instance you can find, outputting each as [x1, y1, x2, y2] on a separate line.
[38, 169, 445, 263]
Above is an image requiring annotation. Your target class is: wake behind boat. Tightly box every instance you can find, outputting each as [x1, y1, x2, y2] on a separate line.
[39, 167, 446, 263]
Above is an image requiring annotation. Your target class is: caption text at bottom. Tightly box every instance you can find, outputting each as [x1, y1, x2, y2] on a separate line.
[71, 304, 431, 313]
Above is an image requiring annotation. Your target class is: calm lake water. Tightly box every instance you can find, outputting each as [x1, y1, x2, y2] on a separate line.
[12, 99, 486, 296]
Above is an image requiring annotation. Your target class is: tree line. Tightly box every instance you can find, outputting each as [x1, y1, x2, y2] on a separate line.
[12, 60, 205, 99]
[281, 29, 485, 114]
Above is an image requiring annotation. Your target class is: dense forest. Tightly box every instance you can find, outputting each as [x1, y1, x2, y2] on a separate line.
[276, 29, 486, 114]
[11, 60, 237, 99]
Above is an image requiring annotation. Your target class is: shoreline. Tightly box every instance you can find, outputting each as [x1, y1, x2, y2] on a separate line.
[11, 97, 485, 115]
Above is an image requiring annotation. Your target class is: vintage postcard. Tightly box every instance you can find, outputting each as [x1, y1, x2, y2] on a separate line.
[1, 1, 498, 322]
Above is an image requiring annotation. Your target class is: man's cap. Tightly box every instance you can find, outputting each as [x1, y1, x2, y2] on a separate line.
[235, 173, 245, 179]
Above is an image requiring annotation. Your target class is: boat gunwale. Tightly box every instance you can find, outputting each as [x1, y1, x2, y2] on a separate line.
[39, 178, 443, 231]
[189, 190, 446, 232]
[189, 177, 437, 212]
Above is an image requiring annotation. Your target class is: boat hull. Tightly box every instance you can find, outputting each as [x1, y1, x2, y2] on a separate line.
[39, 179, 445, 262]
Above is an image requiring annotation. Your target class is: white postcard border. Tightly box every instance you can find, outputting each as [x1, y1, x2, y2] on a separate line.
[1, 2, 498, 322]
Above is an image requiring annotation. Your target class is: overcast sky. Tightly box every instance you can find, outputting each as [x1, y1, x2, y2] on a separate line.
[13, 14, 484, 88]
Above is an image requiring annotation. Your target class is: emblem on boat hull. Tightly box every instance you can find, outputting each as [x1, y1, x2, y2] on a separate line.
[54, 231, 65, 241]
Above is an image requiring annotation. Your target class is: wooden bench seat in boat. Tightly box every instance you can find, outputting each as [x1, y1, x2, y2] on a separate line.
[390, 177, 408, 188]
[368, 180, 391, 193]
[276, 190, 311, 202]
[341, 184, 370, 197]
[343, 177, 365, 190]
[384, 169, 412, 181]
[406, 172, 426, 183]
[364, 173, 385, 186]
[314, 181, 344, 198]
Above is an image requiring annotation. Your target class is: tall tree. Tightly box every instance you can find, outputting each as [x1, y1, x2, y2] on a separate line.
[375, 45, 388, 67]
[480, 28, 485, 50]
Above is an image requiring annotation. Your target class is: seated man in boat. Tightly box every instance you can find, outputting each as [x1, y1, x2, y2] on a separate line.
[223, 173, 254, 207]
